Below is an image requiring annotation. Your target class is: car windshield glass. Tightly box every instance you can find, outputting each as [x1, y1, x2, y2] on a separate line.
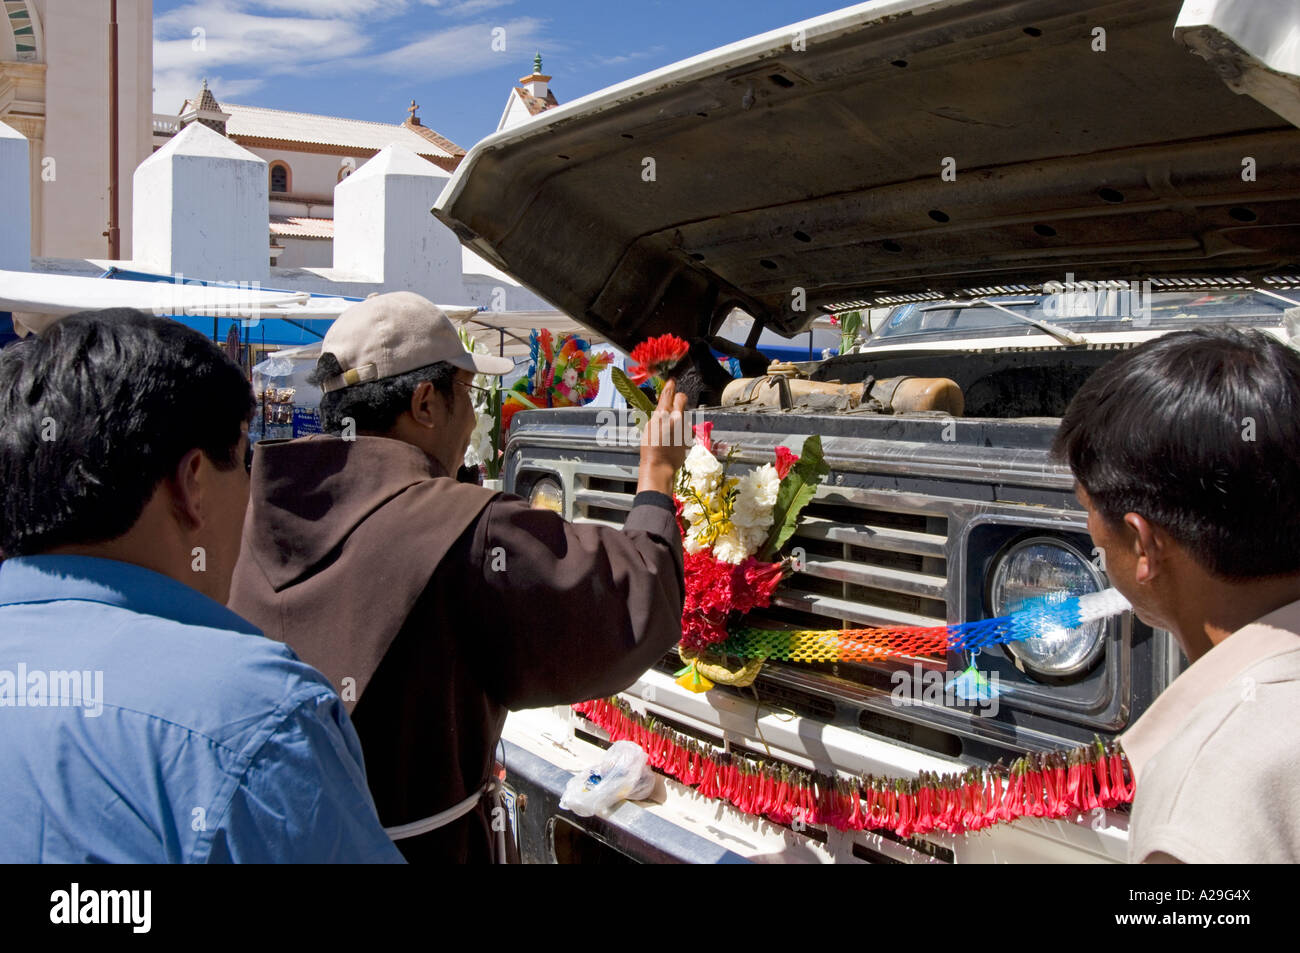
[864, 288, 1298, 345]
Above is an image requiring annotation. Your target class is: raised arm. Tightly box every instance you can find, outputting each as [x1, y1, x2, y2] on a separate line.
[470, 381, 690, 709]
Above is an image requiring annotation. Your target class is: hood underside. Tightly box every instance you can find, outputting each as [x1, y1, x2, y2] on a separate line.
[434, 0, 1300, 351]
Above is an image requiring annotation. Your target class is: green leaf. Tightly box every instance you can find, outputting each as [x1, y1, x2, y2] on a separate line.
[758, 434, 829, 561]
[507, 389, 541, 410]
[486, 387, 502, 480]
[611, 366, 657, 417]
[839, 310, 863, 355]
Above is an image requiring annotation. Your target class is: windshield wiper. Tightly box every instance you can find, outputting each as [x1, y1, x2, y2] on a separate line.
[920, 298, 1086, 346]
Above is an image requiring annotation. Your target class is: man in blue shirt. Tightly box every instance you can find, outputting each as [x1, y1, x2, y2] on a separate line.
[0, 310, 402, 863]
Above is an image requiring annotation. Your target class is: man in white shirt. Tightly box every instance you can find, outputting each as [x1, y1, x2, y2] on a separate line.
[1053, 327, 1300, 864]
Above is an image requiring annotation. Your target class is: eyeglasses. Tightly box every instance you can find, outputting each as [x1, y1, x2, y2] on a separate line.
[454, 379, 493, 400]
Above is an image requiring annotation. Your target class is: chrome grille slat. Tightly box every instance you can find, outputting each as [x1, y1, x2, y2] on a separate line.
[794, 515, 946, 558]
[796, 555, 947, 600]
[574, 488, 635, 511]
[771, 592, 945, 629]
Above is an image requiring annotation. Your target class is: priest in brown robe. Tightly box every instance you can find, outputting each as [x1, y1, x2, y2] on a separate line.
[229, 292, 687, 862]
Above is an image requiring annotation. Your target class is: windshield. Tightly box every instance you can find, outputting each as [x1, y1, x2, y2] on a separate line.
[864, 288, 1297, 346]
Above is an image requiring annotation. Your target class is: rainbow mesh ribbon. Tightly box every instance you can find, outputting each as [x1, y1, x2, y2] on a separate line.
[719, 588, 1131, 663]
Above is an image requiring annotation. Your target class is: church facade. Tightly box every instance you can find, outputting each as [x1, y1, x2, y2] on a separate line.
[153, 54, 560, 271]
[0, 0, 154, 260]
[154, 85, 468, 269]
[1, 1, 561, 271]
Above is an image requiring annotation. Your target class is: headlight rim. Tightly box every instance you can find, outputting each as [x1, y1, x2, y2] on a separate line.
[987, 533, 1109, 679]
[526, 474, 565, 515]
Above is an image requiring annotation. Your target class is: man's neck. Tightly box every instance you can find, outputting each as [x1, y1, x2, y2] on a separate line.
[41, 501, 216, 601]
[1171, 573, 1300, 662]
[370, 425, 452, 477]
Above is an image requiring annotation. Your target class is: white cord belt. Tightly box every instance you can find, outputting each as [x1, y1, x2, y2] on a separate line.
[384, 786, 487, 841]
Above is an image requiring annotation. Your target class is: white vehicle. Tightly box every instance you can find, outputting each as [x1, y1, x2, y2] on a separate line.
[435, 0, 1300, 863]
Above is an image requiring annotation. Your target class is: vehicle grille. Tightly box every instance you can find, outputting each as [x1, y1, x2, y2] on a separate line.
[569, 466, 951, 635]
[764, 499, 948, 632]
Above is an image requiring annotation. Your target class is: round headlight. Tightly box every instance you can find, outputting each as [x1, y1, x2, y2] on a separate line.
[528, 477, 564, 515]
[989, 536, 1106, 678]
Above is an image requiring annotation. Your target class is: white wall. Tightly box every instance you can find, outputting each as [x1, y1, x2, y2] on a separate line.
[274, 238, 332, 270]
[133, 122, 269, 282]
[244, 145, 365, 202]
[497, 91, 535, 132]
[34, 0, 152, 260]
[332, 143, 463, 300]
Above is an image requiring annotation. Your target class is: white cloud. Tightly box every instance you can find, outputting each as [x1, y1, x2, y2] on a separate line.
[252, 0, 411, 17]
[420, 0, 518, 16]
[153, 70, 264, 116]
[588, 45, 668, 68]
[156, 3, 369, 69]
[371, 16, 548, 77]
[152, 1, 553, 112]
[153, 1, 374, 110]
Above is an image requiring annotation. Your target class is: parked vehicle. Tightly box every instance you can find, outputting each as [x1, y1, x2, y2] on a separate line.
[434, 0, 1300, 863]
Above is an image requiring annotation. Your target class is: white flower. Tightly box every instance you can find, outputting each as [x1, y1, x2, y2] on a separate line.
[683, 528, 711, 556]
[712, 528, 750, 565]
[680, 496, 707, 528]
[752, 463, 781, 506]
[684, 443, 724, 497]
[472, 378, 494, 415]
[732, 464, 779, 531]
[463, 411, 494, 468]
[741, 524, 770, 556]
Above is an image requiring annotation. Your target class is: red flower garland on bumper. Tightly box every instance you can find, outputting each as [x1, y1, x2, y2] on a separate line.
[572, 697, 1133, 838]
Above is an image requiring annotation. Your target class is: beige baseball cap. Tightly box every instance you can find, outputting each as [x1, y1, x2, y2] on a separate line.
[319, 291, 513, 392]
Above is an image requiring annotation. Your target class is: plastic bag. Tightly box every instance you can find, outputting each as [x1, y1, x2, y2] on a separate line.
[559, 741, 656, 817]
[250, 342, 323, 442]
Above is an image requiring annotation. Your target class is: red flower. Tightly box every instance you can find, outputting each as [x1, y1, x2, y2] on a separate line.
[829, 314, 839, 326]
[731, 558, 785, 614]
[679, 553, 787, 650]
[693, 421, 713, 453]
[627, 334, 690, 385]
[774, 446, 799, 480]
[680, 552, 732, 649]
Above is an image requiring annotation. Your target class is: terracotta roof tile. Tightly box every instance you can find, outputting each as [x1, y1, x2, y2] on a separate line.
[269, 215, 334, 240]
[403, 119, 466, 159]
[214, 102, 463, 159]
[514, 86, 560, 117]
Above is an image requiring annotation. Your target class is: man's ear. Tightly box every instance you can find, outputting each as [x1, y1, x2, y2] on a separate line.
[408, 381, 441, 429]
[1123, 512, 1164, 583]
[165, 448, 205, 531]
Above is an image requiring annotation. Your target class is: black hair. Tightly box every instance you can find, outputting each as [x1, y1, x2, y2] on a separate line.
[309, 352, 457, 434]
[0, 309, 254, 556]
[1053, 327, 1300, 579]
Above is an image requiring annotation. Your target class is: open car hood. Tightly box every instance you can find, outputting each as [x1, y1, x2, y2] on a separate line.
[434, 0, 1300, 351]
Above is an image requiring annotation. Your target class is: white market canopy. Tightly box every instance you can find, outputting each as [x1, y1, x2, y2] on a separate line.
[0, 269, 489, 335]
[457, 309, 613, 360]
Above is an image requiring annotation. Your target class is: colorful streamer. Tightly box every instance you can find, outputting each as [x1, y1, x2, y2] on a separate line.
[718, 588, 1131, 664]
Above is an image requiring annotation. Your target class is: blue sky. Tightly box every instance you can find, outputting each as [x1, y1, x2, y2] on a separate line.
[153, 0, 862, 150]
